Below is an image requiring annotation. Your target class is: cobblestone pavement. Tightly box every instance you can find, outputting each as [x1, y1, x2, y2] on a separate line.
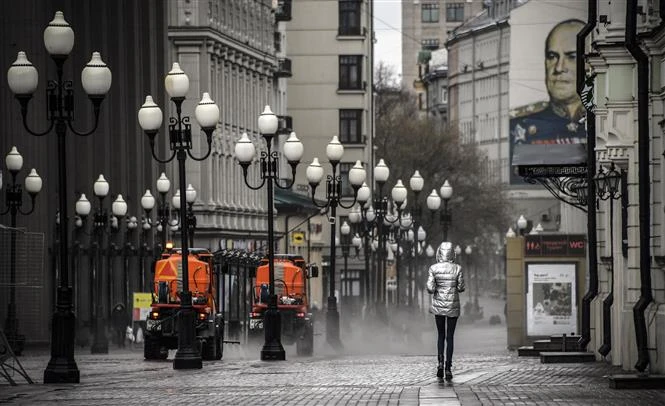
[2, 297, 664, 405]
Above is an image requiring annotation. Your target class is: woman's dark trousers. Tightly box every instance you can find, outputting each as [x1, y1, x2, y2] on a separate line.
[435, 315, 458, 369]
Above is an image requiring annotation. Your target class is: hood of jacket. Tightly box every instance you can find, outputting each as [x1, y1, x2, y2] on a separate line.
[436, 242, 454, 263]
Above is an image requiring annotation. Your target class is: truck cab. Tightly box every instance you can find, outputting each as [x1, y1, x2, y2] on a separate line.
[249, 254, 318, 356]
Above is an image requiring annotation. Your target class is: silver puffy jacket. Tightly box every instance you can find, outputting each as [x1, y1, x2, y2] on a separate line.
[426, 242, 465, 317]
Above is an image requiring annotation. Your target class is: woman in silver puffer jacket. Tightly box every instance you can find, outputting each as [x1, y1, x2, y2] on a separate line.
[427, 242, 465, 380]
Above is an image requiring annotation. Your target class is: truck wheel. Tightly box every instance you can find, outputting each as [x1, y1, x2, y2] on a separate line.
[144, 336, 167, 360]
[296, 325, 314, 356]
[201, 337, 216, 360]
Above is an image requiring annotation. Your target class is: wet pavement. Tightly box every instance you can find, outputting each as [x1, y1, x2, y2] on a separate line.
[1, 295, 663, 405]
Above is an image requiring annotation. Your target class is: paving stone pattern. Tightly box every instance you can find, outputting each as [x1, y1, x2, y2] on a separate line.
[2, 350, 665, 405]
[3, 296, 664, 404]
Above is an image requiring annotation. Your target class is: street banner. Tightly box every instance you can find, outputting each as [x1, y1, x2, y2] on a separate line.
[526, 263, 577, 336]
[508, 0, 588, 184]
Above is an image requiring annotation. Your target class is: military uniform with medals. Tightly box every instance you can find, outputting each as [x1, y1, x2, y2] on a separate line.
[509, 101, 586, 183]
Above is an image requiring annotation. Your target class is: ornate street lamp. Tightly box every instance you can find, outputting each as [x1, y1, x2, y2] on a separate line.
[139, 189, 156, 291]
[306, 136, 366, 347]
[74, 175, 127, 354]
[1, 147, 42, 355]
[138, 63, 219, 369]
[464, 245, 479, 314]
[235, 106, 304, 361]
[428, 180, 453, 241]
[7, 11, 112, 383]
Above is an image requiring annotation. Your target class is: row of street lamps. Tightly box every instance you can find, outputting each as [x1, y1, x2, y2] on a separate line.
[1, 147, 43, 355]
[3, 11, 474, 379]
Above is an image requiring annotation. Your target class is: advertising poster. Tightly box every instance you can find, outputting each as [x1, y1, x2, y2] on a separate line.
[526, 263, 577, 336]
[508, 0, 588, 184]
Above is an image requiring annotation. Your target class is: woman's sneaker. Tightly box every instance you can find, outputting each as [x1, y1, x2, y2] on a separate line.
[436, 365, 443, 378]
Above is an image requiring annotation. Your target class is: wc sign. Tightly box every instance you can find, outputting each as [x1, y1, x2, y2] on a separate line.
[525, 234, 586, 257]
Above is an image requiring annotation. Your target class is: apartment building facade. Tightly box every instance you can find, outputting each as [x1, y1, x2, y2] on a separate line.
[402, 0, 486, 94]
[286, 0, 374, 314]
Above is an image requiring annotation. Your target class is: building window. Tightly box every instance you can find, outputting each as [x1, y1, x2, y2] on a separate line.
[339, 163, 355, 197]
[421, 38, 440, 50]
[440, 86, 448, 103]
[339, 109, 362, 143]
[339, 0, 361, 35]
[339, 55, 363, 90]
[422, 3, 439, 23]
[446, 3, 464, 22]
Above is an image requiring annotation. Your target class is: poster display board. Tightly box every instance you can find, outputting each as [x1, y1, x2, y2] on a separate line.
[526, 263, 577, 336]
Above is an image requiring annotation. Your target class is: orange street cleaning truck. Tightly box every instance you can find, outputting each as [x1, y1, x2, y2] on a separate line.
[144, 247, 224, 360]
[249, 254, 318, 356]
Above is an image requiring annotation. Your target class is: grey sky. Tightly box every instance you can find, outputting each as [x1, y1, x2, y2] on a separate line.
[374, 0, 402, 78]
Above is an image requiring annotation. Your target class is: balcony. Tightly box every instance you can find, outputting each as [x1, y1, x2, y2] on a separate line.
[275, 0, 292, 22]
[274, 58, 292, 78]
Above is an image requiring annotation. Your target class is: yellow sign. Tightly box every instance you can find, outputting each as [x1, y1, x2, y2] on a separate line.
[133, 292, 153, 309]
[133, 292, 153, 321]
[292, 231, 305, 246]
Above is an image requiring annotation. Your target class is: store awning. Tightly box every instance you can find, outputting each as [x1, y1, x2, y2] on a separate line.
[274, 188, 322, 215]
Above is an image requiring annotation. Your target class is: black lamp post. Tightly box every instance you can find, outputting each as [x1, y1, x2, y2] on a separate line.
[185, 184, 197, 248]
[138, 63, 220, 370]
[7, 11, 112, 383]
[354, 159, 392, 309]
[348, 203, 373, 307]
[74, 175, 127, 354]
[139, 189, 157, 291]
[234, 107, 304, 361]
[340, 221, 353, 314]
[388, 209, 412, 306]
[401, 227, 425, 307]
[306, 137, 366, 348]
[424, 180, 453, 241]
[465, 245, 479, 314]
[155, 172, 172, 255]
[1, 147, 43, 355]
[596, 162, 621, 357]
[122, 215, 138, 321]
[407, 170, 426, 308]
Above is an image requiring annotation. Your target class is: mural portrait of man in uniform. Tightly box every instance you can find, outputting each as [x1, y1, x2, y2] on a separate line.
[509, 18, 586, 184]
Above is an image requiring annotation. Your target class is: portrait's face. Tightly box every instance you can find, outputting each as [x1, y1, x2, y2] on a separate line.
[545, 23, 581, 104]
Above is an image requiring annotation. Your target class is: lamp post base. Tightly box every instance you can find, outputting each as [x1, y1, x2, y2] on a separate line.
[261, 297, 285, 361]
[326, 296, 342, 349]
[43, 287, 80, 384]
[173, 298, 202, 369]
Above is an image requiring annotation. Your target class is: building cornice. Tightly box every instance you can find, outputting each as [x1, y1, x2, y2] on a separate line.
[169, 27, 276, 68]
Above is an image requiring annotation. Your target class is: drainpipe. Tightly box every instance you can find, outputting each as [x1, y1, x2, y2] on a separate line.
[625, 0, 653, 373]
[576, 0, 597, 352]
